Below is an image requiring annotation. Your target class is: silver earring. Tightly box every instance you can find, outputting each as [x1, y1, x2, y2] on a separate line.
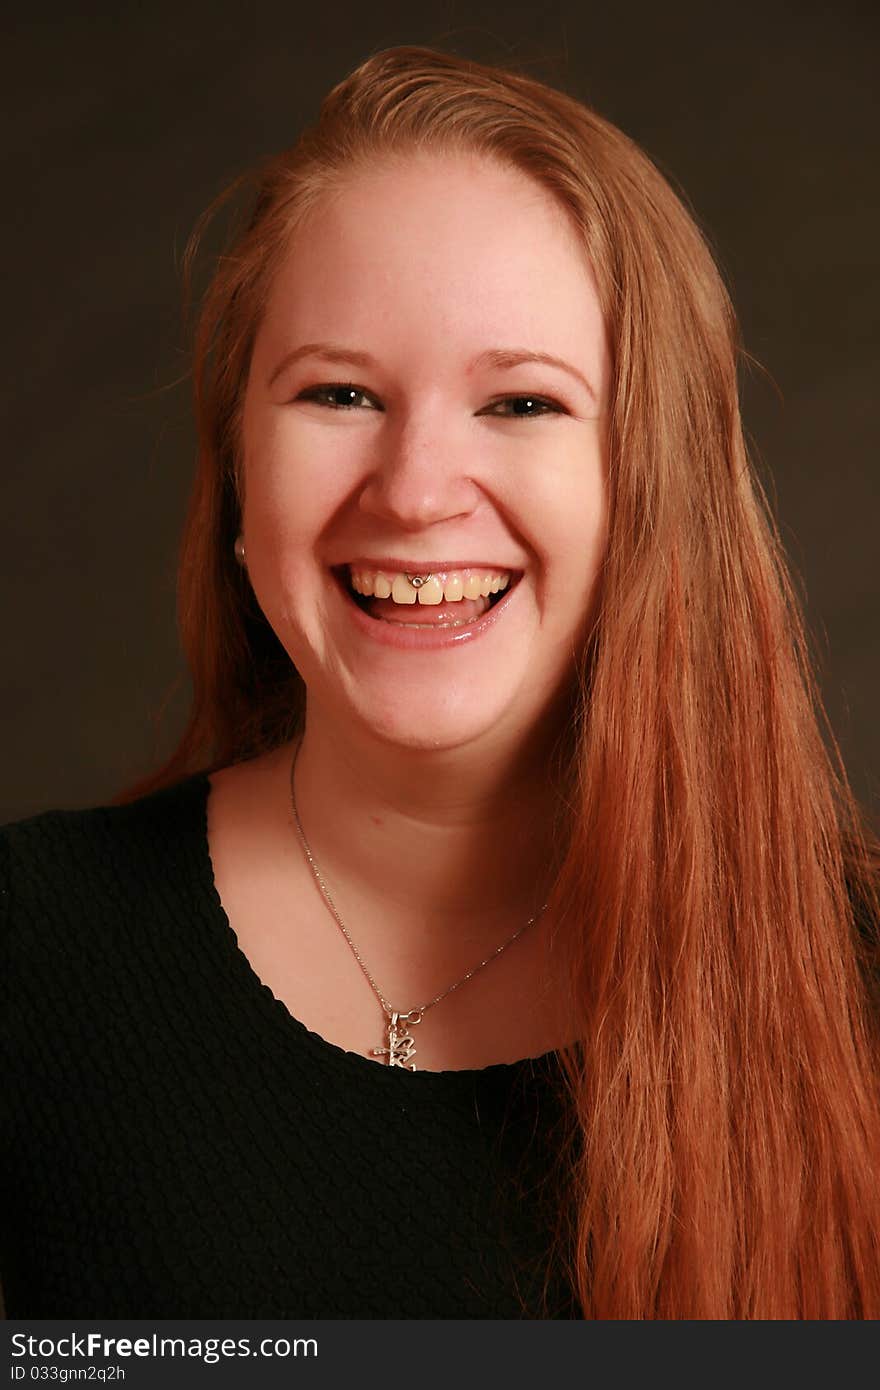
[234, 534, 246, 566]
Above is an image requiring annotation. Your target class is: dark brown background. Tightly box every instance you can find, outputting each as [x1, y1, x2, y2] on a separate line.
[3, 0, 878, 821]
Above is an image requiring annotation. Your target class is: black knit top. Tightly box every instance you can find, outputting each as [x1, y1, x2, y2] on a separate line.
[1, 774, 577, 1319]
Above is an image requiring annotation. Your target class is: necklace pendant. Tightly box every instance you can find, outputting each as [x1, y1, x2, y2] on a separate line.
[371, 1010, 422, 1070]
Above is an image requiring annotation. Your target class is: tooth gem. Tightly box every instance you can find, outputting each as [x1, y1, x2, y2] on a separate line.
[405, 574, 432, 587]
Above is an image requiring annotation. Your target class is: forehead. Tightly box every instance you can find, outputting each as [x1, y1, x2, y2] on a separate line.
[256, 150, 606, 377]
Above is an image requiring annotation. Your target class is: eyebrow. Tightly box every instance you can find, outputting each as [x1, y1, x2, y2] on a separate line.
[469, 347, 597, 403]
[268, 341, 598, 403]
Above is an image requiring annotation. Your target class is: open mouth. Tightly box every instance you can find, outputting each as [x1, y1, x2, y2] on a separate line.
[333, 564, 521, 629]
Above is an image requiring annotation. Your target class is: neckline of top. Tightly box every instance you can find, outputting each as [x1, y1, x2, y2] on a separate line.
[180, 769, 563, 1089]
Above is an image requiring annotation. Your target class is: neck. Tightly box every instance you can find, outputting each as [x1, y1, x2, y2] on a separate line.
[282, 703, 573, 945]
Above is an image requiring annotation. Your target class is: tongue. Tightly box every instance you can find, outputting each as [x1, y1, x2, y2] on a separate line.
[364, 594, 490, 625]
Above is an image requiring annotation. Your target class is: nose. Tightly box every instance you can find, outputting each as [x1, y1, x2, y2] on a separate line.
[357, 411, 481, 530]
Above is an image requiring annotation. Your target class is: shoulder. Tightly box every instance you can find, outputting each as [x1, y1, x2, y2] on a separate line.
[0, 774, 211, 968]
[2, 773, 208, 883]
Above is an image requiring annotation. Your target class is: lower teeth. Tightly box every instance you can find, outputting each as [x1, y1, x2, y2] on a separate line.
[378, 614, 483, 628]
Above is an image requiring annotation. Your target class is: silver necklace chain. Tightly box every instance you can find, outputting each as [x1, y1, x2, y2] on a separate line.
[288, 745, 547, 1026]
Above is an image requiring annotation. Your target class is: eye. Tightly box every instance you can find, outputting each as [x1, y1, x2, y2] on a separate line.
[296, 382, 382, 410]
[477, 395, 565, 419]
[294, 384, 565, 417]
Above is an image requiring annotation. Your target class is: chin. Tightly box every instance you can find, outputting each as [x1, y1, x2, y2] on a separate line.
[346, 694, 515, 755]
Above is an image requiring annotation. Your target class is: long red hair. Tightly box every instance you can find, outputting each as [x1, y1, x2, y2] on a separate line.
[119, 46, 880, 1317]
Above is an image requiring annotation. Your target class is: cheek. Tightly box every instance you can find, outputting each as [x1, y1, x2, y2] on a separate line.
[571, 467, 608, 589]
[238, 443, 339, 674]
[242, 413, 358, 569]
[524, 439, 608, 606]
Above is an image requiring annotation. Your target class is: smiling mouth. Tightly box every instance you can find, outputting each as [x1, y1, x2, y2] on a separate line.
[335, 564, 520, 627]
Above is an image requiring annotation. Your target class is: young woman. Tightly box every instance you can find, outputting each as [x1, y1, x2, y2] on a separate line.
[3, 45, 879, 1320]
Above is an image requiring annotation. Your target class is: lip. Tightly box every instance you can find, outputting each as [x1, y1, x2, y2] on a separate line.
[331, 567, 522, 650]
[341, 558, 518, 576]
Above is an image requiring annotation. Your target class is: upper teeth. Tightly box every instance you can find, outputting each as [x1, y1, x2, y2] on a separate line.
[349, 567, 511, 605]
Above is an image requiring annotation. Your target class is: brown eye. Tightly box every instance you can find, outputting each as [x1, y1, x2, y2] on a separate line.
[297, 383, 381, 410]
[479, 396, 564, 418]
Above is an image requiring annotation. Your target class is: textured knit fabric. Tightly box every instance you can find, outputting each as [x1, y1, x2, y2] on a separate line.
[1, 774, 577, 1319]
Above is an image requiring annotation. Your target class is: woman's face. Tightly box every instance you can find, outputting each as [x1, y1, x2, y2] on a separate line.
[241, 150, 610, 755]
